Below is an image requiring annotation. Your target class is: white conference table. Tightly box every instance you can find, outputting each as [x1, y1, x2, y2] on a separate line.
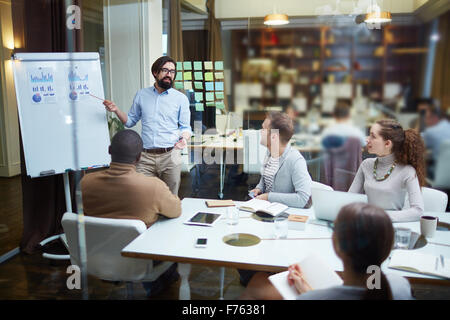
[121, 198, 450, 299]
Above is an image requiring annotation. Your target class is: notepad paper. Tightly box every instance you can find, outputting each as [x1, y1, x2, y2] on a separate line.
[388, 250, 450, 279]
[238, 198, 288, 216]
[269, 253, 343, 300]
[205, 200, 235, 208]
[287, 215, 309, 231]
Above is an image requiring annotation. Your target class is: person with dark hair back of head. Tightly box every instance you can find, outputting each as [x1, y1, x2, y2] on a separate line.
[80, 129, 182, 298]
[109, 129, 143, 164]
[321, 101, 366, 148]
[240, 203, 413, 300]
[348, 119, 425, 222]
[102, 56, 191, 196]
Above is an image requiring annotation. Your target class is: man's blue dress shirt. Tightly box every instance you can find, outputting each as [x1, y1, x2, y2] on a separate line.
[125, 86, 191, 149]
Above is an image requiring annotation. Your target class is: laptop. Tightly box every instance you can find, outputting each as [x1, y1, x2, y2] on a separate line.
[311, 189, 368, 222]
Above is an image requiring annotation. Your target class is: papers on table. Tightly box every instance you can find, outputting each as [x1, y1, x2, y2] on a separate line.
[269, 253, 343, 300]
[389, 250, 450, 279]
[238, 198, 288, 216]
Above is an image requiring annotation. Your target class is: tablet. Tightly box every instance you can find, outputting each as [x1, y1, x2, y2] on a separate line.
[184, 212, 222, 227]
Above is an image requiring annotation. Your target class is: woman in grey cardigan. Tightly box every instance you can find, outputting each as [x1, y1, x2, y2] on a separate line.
[348, 119, 426, 222]
[249, 112, 312, 209]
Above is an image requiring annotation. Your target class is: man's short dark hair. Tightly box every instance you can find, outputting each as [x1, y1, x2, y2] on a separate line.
[417, 98, 442, 118]
[333, 103, 350, 119]
[267, 112, 294, 144]
[151, 56, 176, 77]
[110, 130, 143, 164]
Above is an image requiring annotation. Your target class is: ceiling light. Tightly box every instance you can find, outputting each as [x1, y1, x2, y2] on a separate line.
[264, 13, 289, 26]
[364, 3, 391, 24]
[364, 11, 392, 24]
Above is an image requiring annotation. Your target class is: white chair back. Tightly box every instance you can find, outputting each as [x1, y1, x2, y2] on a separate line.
[404, 187, 448, 213]
[311, 181, 334, 191]
[243, 129, 267, 174]
[422, 187, 448, 213]
[61, 212, 173, 282]
[433, 140, 450, 189]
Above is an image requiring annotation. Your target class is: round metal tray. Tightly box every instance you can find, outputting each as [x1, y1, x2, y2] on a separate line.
[223, 233, 261, 247]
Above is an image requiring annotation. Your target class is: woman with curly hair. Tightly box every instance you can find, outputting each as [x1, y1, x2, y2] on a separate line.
[348, 119, 425, 222]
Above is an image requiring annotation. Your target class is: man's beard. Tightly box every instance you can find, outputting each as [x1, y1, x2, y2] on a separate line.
[157, 76, 173, 90]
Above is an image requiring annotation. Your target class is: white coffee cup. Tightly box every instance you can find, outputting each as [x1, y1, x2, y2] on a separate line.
[420, 215, 438, 238]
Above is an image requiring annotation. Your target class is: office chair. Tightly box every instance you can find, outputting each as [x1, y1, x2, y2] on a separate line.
[311, 181, 334, 191]
[403, 187, 448, 213]
[61, 212, 175, 299]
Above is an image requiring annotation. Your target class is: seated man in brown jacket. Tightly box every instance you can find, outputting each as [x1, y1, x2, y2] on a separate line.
[81, 129, 182, 297]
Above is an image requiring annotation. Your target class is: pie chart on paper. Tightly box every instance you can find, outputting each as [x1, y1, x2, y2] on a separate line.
[69, 91, 78, 101]
[32, 93, 42, 103]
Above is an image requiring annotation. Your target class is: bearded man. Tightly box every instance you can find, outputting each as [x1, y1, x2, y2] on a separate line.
[104, 56, 191, 195]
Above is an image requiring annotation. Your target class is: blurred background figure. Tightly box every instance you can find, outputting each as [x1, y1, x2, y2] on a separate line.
[420, 99, 450, 179]
[286, 105, 302, 134]
[321, 99, 366, 149]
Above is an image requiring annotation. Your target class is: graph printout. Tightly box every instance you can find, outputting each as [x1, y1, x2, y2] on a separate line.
[28, 67, 57, 104]
[68, 66, 90, 102]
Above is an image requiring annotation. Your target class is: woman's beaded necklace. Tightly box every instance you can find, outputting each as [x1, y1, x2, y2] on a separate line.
[373, 158, 396, 181]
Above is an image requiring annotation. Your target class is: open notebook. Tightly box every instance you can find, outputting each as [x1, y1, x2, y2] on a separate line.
[268, 253, 343, 300]
[238, 198, 288, 216]
[388, 250, 450, 279]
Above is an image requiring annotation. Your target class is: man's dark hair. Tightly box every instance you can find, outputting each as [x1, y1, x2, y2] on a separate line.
[417, 97, 442, 117]
[151, 56, 176, 77]
[109, 130, 143, 164]
[267, 112, 294, 144]
[333, 103, 350, 119]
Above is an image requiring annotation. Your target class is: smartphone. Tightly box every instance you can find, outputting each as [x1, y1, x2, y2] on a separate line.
[195, 238, 207, 248]
[248, 191, 255, 199]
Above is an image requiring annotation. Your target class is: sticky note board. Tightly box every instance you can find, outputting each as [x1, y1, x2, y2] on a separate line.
[204, 61, 213, 70]
[174, 82, 184, 90]
[195, 103, 204, 111]
[216, 101, 225, 109]
[215, 82, 224, 91]
[214, 72, 224, 79]
[205, 72, 214, 81]
[194, 61, 202, 70]
[176, 62, 183, 71]
[206, 102, 215, 107]
[205, 82, 214, 91]
[214, 61, 224, 70]
[215, 92, 224, 99]
[206, 92, 214, 101]
[194, 92, 203, 102]
[183, 61, 192, 70]
[175, 72, 183, 81]
[194, 81, 203, 90]
[184, 81, 193, 90]
[184, 72, 192, 81]
[194, 72, 203, 80]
